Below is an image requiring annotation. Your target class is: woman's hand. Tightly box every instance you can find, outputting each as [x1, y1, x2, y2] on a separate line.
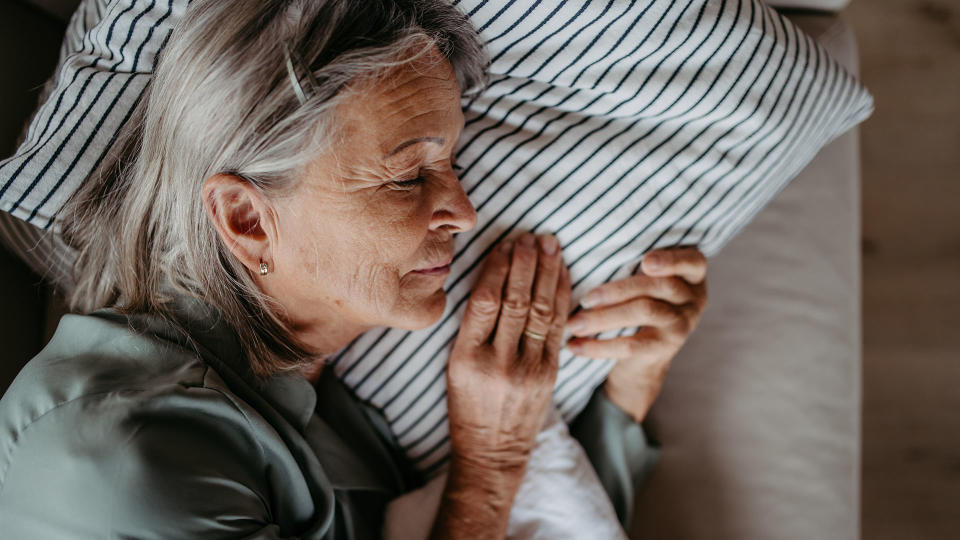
[565, 247, 708, 423]
[434, 233, 571, 540]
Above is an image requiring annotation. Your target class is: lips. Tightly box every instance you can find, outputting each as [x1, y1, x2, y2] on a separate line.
[412, 264, 451, 276]
[412, 256, 453, 275]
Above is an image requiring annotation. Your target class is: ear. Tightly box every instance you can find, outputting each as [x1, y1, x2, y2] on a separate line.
[202, 173, 277, 275]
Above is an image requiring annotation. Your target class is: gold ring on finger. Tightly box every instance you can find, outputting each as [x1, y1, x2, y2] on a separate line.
[523, 329, 547, 341]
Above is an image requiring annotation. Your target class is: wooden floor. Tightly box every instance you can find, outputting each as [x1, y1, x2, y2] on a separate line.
[845, 1, 960, 538]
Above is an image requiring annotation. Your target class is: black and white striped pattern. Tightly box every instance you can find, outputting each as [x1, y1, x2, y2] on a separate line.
[0, 0, 872, 476]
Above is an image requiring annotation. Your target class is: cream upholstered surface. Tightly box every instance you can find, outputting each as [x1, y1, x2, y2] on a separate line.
[631, 14, 861, 540]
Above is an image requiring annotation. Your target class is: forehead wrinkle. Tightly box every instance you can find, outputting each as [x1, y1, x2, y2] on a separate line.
[378, 106, 456, 134]
[382, 75, 458, 100]
[326, 52, 462, 187]
[371, 85, 460, 122]
[383, 73, 458, 99]
[353, 51, 457, 105]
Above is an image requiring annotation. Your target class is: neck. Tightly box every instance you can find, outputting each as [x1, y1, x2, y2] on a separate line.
[291, 318, 371, 385]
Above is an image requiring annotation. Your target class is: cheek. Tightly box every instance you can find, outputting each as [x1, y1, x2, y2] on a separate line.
[274, 186, 437, 325]
[365, 193, 433, 263]
[308, 197, 429, 293]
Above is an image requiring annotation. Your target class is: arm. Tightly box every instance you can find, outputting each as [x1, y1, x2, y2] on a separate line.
[568, 386, 660, 529]
[0, 390, 291, 540]
[430, 458, 525, 540]
[431, 234, 572, 539]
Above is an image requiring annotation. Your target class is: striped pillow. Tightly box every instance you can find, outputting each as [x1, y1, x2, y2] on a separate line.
[0, 0, 872, 476]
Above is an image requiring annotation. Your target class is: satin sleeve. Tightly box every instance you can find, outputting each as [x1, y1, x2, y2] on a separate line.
[568, 387, 662, 530]
[0, 387, 296, 540]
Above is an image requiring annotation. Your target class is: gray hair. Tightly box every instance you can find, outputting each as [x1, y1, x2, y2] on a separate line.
[61, 0, 488, 377]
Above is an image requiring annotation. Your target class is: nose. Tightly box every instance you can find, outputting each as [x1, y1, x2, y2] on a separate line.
[430, 173, 477, 234]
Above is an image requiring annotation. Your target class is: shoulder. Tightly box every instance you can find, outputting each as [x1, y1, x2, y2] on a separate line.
[0, 313, 282, 538]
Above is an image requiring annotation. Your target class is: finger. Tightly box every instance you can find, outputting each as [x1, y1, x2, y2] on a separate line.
[493, 233, 538, 353]
[567, 297, 685, 337]
[566, 327, 666, 360]
[458, 239, 512, 346]
[641, 247, 707, 284]
[542, 263, 572, 371]
[582, 274, 697, 309]
[521, 235, 562, 360]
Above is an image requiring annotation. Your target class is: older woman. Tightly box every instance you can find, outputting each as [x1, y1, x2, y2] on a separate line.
[0, 0, 708, 538]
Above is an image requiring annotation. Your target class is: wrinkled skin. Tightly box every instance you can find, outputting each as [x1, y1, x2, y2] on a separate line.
[567, 247, 709, 422]
[437, 233, 571, 539]
[262, 47, 475, 353]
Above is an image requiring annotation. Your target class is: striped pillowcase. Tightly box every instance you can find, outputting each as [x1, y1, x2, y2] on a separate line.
[0, 0, 872, 476]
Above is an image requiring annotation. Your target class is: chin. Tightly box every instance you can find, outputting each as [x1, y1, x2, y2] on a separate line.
[394, 289, 447, 330]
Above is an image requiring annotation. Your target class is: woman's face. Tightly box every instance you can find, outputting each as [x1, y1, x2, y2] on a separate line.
[264, 48, 476, 345]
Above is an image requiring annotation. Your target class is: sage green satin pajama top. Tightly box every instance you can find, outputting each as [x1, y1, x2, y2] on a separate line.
[0, 301, 657, 539]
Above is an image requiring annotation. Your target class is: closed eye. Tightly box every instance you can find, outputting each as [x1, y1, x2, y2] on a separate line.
[389, 176, 425, 190]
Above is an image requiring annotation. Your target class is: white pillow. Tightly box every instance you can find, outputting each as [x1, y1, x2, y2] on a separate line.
[0, 0, 872, 475]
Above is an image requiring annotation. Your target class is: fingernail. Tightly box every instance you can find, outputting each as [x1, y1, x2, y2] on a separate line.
[566, 340, 582, 354]
[519, 233, 536, 248]
[500, 240, 513, 254]
[581, 289, 603, 309]
[644, 253, 662, 270]
[539, 235, 558, 255]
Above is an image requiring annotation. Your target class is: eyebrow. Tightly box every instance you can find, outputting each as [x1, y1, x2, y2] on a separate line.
[384, 137, 445, 159]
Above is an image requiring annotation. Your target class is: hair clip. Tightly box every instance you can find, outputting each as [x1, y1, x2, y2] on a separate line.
[282, 42, 320, 105]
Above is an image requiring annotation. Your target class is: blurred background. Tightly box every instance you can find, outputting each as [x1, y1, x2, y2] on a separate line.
[0, 0, 957, 538]
[846, 1, 960, 538]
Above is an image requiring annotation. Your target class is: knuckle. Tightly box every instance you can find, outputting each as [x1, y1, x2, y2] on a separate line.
[529, 298, 554, 322]
[502, 294, 531, 314]
[666, 303, 685, 324]
[515, 245, 537, 264]
[663, 303, 684, 322]
[626, 339, 645, 357]
[635, 297, 659, 317]
[469, 290, 500, 316]
[646, 299, 680, 325]
[665, 277, 688, 298]
[608, 279, 628, 296]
